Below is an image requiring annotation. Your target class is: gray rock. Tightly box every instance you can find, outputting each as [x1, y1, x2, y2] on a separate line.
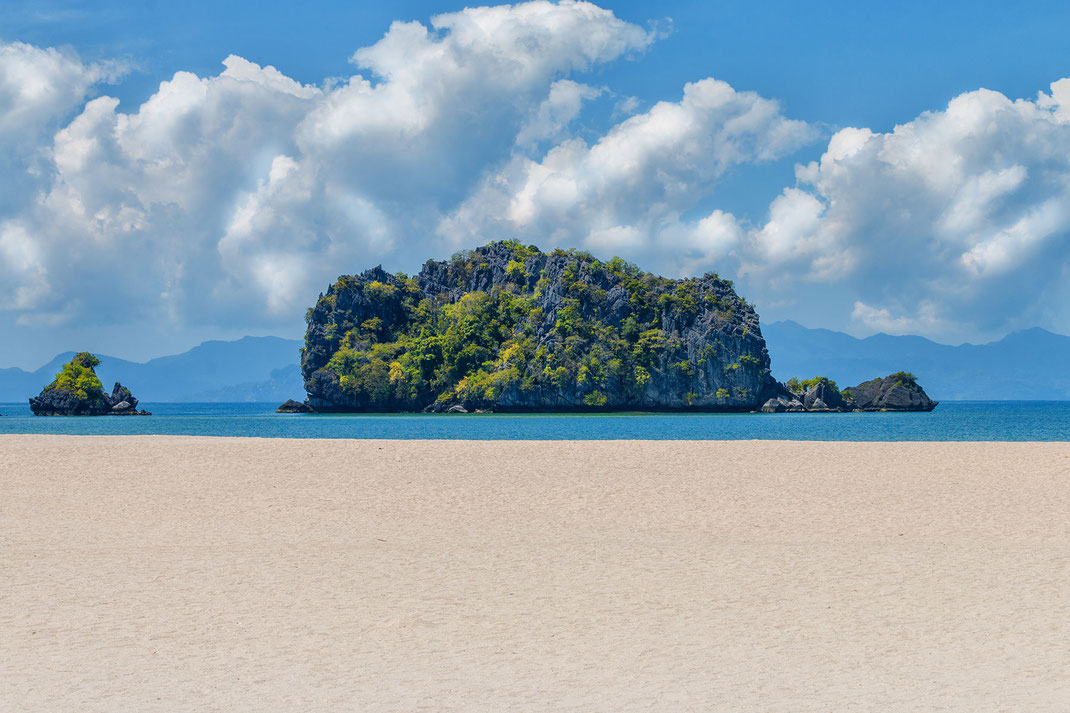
[276, 399, 312, 413]
[447, 404, 468, 414]
[30, 388, 102, 416]
[106, 382, 138, 412]
[802, 378, 845, 410]
[760, 398, 785, 413]
[845, 373, 938, 411]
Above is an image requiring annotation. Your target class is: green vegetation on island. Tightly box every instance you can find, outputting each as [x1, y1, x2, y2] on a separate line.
[785, 375, 840, 396]
[29, 353, 149, 416]
[53, 352, 106, 403]
[297, 241, 937, 414]
[301, 240, 776, 412]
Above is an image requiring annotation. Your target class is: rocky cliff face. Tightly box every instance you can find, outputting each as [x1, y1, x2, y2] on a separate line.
[301, 241, 782, 412]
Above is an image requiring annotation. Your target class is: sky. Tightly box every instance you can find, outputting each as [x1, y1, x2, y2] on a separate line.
[1, 0, 1069, 368]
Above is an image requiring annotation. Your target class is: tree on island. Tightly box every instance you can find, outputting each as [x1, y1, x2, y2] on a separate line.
[53, 352, 106, 408]
[29, 353, 149, 416]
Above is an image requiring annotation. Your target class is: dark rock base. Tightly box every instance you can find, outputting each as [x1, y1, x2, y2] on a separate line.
[277, 399, 313, 413]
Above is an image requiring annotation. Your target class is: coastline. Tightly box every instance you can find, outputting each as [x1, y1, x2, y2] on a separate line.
[3, 436, 1070, 711]
[2, 401, 1069, 441]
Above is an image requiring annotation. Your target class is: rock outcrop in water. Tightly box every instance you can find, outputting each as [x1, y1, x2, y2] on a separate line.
[761, 373, 938, 413]
[29, 353, 150, 416]
[842, 372, 938, 411]
[276, 399, 312, 413]
[301, 241, 782, 412]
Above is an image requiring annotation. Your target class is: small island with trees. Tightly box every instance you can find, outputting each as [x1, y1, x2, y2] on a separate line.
[286, 241, 936, 414]
[29, 353, 150, 416]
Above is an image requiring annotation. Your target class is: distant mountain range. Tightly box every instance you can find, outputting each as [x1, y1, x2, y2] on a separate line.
[0, 336, 305, 403]
[762, 320, 1070, 400]
[2, 322, 1067, 403]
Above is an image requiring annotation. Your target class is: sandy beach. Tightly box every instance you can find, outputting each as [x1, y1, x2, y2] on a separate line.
[2, 435, 1069, 711]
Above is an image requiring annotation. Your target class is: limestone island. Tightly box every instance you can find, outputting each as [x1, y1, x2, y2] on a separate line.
[29, 352, 150, 416]
[282, 241, 936, 414]
[764, 374, 937, 413]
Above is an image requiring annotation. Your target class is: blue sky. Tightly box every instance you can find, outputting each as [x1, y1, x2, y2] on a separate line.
[9, 0, 1068, 127]
[1, 0, 1069, 367]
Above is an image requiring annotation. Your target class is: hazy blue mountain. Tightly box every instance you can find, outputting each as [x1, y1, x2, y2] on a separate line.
[762, 321, 1070, 400]
[0, 336, 304, 403]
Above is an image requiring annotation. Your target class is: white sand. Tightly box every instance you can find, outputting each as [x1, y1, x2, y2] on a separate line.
[2, 435, 1069, 712]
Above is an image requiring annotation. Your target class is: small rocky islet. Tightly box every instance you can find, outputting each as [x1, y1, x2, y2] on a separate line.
[28, 353, 150, 416]
[760, 374, 937, 413]
[276, 399, 312, 413]
[284, 241, 937, 414]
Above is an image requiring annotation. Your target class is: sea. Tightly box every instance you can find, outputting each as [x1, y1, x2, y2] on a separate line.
[0, 401, 1068, 440]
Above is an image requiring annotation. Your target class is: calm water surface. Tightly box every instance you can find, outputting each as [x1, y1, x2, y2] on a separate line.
[1, 401, 1067, 440]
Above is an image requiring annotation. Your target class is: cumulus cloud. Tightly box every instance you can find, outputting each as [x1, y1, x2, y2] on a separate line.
[4, 2, 1070, 351]
[0, 41, 125, 145]
[746, 80, 1070, 338]
[0, 2, 656, 332]
[515, 79, 603, 148]
[27, 55, 320, 325]
[0, 4, 814, 343]
[439, 77, 814, 266]
[295, 0, 653, 208]
[0, 41, 126, 220]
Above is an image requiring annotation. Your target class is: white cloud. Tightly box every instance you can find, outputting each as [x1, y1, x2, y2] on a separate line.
[585, 224, 644, 251]
[0, 220, 48, 310]
[0, 41, 126, 224]
[0, 2, 655, 332]
[294, 0, 654, 207]
[4, 6, 1070, 354]
[0, 41, 124, 145]
[515, 79, 603, 147]
[747, 79, 1070, 337]
[612, 95, 640, 118]
[851, 300, 950, 336]
[1, 8, 812, 340]
[667, 209, 744, 277]
[439, 77, 815, 269]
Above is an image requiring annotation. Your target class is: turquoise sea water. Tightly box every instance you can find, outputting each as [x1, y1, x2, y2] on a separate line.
[0, 401, 1068, 440]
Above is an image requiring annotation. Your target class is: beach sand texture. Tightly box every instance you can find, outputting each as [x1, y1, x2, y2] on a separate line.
[2, 435, 1070, 712]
